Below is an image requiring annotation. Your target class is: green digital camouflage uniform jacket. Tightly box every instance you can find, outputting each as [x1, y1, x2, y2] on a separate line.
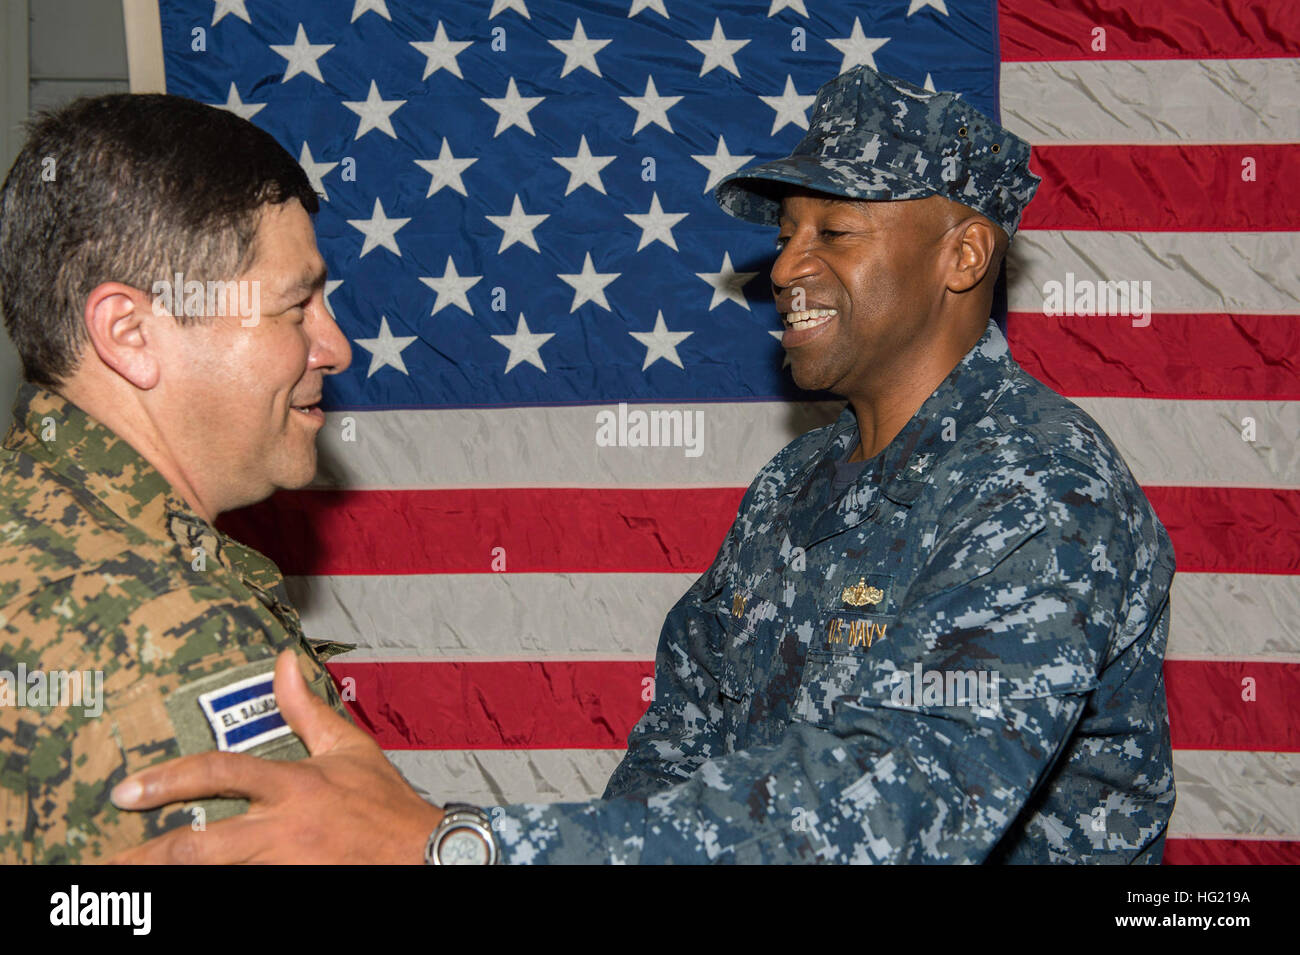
[0, 384, 349, 863]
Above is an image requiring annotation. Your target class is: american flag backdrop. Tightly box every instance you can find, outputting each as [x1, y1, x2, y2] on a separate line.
[138, 0, 1298, 865]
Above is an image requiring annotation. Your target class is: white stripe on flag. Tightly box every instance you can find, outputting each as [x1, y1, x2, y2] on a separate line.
[383, 747, 1300, 841]
[311, 398, 1298, 491]
[1168, 573, 1300, 662]
[1001, 58, 1300, 145]
[291, 572, 690, 657]
[1168, 749, 1300, 840]
[294, 571, 1299, 662]
[1008, 231, 1300, 315]
[311, 403, 843, 490]
[1073, 398, 1300, 491]
[389, 747, 625, 807]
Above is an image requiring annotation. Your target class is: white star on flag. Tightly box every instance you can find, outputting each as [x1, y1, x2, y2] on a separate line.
[923, 72, 936, 92]
[355, 316, 417, 378]
[481, 78, 545, 137]
[557, 253, 620, 312]
[324, 280, 343, 318]
[410, 22, 471, 80]
[414, 138, 477, 198]
[420, 257, 482, 316]
[627, 0, 668, 18]
[625, 193, 688, 251]
[215, 82, 264, 120]
[489, 0, 530, 18]
[553, 135, 616, 195]
[696, 252, 758, 311]
[827, 18, 890, 73]
[211, 0, 250, 26]
[298, 143, 337, 201]
[342, 81, 405, 140]
[767, 0, 808, 15]
[270, 24, 333, 84]
[486, 195, 549, 253]
[688, 19, 750, 78]
[621, 75, 682, 135]
[630, 311, 693, 370]
[351, 0, 391, 21]
[347, 198, 410, 258]
[907, 0, 949, 16]
[550, 19, 612, 77]
[492, 314, 554, 374]
[691, 135, 754, 193]
[760, 75, 816, 134]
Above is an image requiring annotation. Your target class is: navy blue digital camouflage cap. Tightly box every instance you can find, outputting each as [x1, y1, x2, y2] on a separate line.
[715, 67, 1040, 237]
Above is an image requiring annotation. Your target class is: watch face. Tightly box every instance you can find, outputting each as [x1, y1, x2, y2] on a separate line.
[440, 828, 490, 865]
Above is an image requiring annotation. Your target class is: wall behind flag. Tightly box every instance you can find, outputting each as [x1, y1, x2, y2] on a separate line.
[0, 0, 132, 407]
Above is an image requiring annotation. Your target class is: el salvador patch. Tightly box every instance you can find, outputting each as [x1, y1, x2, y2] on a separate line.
[163, 657, 316, 824]
[196, 671, 293, 753]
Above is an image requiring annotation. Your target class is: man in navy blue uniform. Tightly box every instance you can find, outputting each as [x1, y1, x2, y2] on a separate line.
[112, 68, 1176, 864]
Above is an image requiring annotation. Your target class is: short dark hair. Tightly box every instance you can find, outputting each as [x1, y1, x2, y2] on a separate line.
[0, 93, 319, 388]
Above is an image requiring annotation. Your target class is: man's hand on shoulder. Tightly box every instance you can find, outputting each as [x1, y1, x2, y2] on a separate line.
[107, 649, 443, 864]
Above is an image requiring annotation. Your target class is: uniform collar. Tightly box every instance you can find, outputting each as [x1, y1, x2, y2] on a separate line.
[2, 384, 282, 585]
[874, 315, 1016, 505]
[784, 315, 1016, 505]
[4, 383, 183, 539]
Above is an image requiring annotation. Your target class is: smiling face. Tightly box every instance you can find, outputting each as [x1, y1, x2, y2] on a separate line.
[151, 199, 352, 514]
[771, 190, 964, 399]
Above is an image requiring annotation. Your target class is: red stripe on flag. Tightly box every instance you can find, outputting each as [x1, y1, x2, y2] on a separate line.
[1145, 487, 1300, 576]
[1006, 312, 1300, 401]
[328, 659, 653, 750]
[1022, 145, 1299, 233]
[325, 659, 1296, 752]
[999, 0, 1300, 61]
[223, 486, 1300, 577]
[219, 487, 743, 575]
[1165, 660, 1300, 753]
[1164, 837, 1300, 865]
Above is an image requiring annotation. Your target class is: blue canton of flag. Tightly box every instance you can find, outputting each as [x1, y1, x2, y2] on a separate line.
[159, 0, 997, 409]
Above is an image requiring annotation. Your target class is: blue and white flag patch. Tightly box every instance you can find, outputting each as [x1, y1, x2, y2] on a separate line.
[196, 672, 293, 753]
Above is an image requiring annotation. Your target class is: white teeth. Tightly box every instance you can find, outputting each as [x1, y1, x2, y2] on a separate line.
[785, 308, 837, 329]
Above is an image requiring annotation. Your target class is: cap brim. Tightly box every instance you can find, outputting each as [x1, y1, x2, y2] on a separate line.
[714, 154, 937, 226]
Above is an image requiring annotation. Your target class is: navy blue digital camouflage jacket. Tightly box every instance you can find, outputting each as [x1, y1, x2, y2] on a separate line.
[488, 315, 1176, 863]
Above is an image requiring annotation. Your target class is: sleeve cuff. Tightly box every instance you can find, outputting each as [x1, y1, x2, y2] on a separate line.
[482, 798, 649, 865]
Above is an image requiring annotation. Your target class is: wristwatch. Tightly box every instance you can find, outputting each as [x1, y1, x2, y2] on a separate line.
[424, 803, 500, 865]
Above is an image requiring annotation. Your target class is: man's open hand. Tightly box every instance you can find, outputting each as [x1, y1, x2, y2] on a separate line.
[107, 649, 444, 864]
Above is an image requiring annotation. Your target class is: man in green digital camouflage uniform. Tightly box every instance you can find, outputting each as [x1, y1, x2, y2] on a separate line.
[0, 94, 434, 863]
